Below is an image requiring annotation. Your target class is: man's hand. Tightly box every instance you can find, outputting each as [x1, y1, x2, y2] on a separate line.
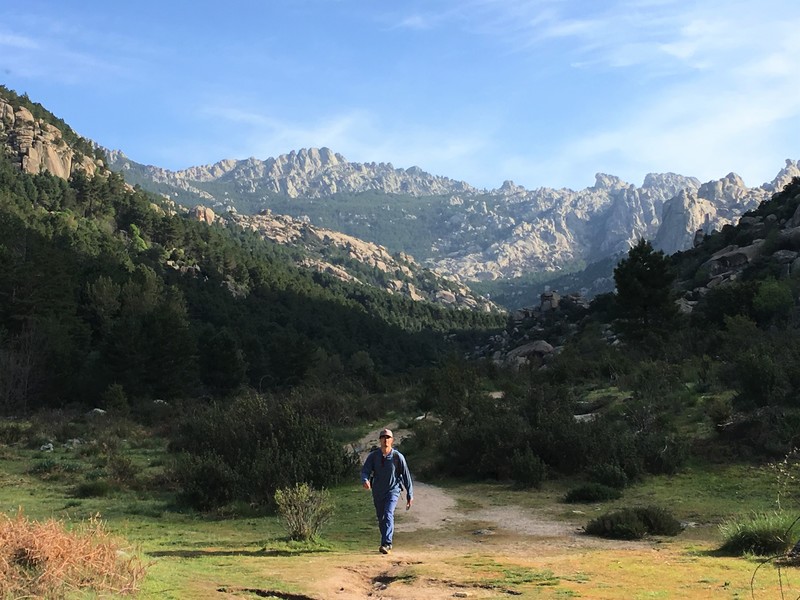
[363, 481, 371, 490]
[406, 497, 413, 510]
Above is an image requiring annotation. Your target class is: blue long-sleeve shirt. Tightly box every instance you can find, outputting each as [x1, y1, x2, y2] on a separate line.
[361, 448, 413, 500]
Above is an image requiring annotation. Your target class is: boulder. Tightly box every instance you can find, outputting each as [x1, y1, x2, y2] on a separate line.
[700, 241, 765, 277]
[772, 249, 798, 264]
[505, 340, 554, 361]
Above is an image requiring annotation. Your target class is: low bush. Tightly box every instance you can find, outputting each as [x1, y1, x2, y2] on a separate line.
[585, 506, 682, 539]
[635, 505, 683, 536]
[718, 512, 795, 556]
[274, 483, 334, 541]
[28, 458, 59, 475]
[587, 463, 628, 489]
[585, 508, 647, 539]
[0, 510, 146, 597]
[170, 393, 356, 510]
[29, 458, 82, 478]
[173, 452, 237, 510]
[73, 479, 113, 498]
[106, 452, 141, 485]
[0, 421, 27, 445]
[564, 483, 622, 504]
[639, 433, 688, 475]
[510, 448, 547, 489]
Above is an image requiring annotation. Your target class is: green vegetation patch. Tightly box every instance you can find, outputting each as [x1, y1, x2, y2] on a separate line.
[464, 558, 561, 591]
[718, 512, 796, 556]
[585, 506, 683, 540]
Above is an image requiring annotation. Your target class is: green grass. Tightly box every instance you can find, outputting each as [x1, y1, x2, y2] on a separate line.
[1, 415, 798, 598]
[718, 511, 797, 556]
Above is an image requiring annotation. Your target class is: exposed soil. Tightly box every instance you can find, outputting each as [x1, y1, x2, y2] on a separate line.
[303, 424, 654, 599]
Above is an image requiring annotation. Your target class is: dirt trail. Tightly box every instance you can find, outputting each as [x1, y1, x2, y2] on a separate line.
[355, 423, 578, 539]
[221, 425, 670, 600]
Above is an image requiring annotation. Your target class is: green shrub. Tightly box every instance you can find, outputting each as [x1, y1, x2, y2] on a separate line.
[585, 508, 647, 539]
[564, 483, 622, 504]
[106, 452, 140, 485]
[510, 448, 547, 489]
[706, 395, 733, 428]
[635, 505, 683, 536]
[0, 421, 27, 445]
[718, 512, 795, 556]
[73, 480, 113, 498]
[585, 506, 682, 539]
[274, 483, 334, 541]
[101, 383, 130, 417]
[587, 463, 628, 489]
[639, 433, 688, 475]
[29, 459, 82, 478]
[170, 393, 355, 510]
[173, 453, 237, 510]
[730, 349, 789, 408]
[29, 458, 59, 475]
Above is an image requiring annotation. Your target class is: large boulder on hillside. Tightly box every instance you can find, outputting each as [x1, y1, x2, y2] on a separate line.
[505, 340, 554, 362]
[700, 241, 765, 277]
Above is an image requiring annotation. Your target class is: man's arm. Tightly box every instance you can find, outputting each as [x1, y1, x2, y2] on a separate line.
[399, 453, 413, 508]
[360, 452, 373, 490]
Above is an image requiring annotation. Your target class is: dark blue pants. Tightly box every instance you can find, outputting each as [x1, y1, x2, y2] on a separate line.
[373, 491, 400, 547]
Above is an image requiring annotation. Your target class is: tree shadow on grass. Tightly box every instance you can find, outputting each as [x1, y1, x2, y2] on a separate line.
[148, 547, 331, 558]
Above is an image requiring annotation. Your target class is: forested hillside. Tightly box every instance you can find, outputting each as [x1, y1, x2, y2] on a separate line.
[0, 148, 503, 414]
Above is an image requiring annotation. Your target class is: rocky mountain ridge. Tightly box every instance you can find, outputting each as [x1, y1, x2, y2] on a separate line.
[0, 90, 493, 312]
[106, 147, 475, 199]
[7, 84, 800, 301]
[106, 148, 800, 286]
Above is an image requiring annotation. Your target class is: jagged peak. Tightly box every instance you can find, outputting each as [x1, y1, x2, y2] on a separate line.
[765, 158, 800, 192]
[642, 172, 701, 189]
[722, 172, 746, 187]
[592, 173, 625, 190]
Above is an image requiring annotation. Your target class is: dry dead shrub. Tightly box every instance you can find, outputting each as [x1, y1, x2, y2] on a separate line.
[0, 509, 146, 598]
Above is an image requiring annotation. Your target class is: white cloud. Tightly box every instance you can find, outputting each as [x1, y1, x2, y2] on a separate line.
[397, 14, 434, 31]
[189, 101, 492, 183]
[0, 11, 163, 86]
[452, 0, 800, 187]
[0, 31, 39, 49]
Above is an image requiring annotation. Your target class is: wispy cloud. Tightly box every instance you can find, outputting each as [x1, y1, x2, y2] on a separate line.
[397, 14, 435, 31]
[446, 0, 800, 187]
[0, 12, 161, 86]
[522, 61, 800, 188]
[0, 31, 39, 49]
[183, 101, 490, 182]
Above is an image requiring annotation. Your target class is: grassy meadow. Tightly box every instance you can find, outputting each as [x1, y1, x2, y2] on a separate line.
[1, 412, 798, 599]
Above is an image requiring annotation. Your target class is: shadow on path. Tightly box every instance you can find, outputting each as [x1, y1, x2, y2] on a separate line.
[149, 548, 328, 558]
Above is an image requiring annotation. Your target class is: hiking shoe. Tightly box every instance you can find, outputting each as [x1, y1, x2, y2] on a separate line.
[379, 545, 390, 554]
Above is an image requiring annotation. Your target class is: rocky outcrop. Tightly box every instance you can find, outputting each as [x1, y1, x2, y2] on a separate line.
[654, 190, 718, 254]
[700, 240, 766, 279]
[764, 159, 800, 193]
[191, 205, 219, 225]
[0, 99, 98, 179]
[679, 189, 800, 311]
[202, 208, 497, 311]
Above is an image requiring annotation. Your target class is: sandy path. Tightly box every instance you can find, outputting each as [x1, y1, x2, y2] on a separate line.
[356, 423, 577, 539]
[218, 425, 667, 600]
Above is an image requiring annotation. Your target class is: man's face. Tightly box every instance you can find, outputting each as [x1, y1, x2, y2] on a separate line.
[380, 434, 393, 452]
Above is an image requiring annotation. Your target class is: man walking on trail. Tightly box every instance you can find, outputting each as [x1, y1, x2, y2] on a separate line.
[361, 428, 413, 554]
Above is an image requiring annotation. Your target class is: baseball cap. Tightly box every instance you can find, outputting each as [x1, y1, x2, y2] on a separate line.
[379, 428, 393, 438]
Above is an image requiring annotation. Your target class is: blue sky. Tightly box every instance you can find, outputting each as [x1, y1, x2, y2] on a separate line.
[2, 0, 798, 190]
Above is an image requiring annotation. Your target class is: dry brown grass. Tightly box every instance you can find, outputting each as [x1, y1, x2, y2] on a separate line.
[0, 509, 146, 598]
